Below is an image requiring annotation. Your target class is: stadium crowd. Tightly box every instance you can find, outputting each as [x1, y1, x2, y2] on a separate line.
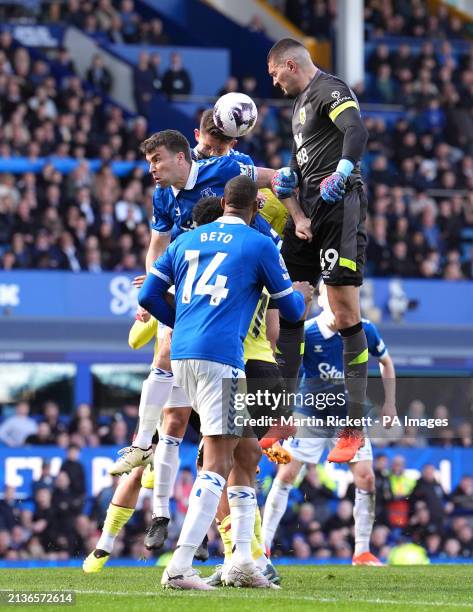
[273, 0, 470, 41]
[0, 4, 472, 277]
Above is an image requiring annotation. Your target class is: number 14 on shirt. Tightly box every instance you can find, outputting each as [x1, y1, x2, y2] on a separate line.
[182, 249, 229, 306]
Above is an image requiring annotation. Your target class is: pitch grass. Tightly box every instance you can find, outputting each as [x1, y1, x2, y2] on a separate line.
[0, 566, 472, 612]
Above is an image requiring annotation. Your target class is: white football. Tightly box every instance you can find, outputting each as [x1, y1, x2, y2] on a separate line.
[213, 92, 258, 138]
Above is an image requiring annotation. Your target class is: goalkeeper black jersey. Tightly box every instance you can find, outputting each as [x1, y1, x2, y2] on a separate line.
[290, 70, 365, 195]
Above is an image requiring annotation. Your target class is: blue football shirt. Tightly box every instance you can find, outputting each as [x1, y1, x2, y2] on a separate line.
[191, 146, 254, 166]
[151, 216, 294, 369]
[297, 315, 387, 415]
[151, 157, 257, 236]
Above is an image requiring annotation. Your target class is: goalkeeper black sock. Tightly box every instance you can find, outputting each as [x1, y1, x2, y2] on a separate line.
[276, 320, 305, 394]
[340, 322, 368, 426]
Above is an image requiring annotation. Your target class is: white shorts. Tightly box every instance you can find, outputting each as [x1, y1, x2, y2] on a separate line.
[171, 359, 246, 436]
[282, 420, 373, 464]
[164, 383, 191, 409]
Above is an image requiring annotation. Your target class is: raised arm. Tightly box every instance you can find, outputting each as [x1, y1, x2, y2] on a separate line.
[378, 353, 397, 428]
[256, 167, 312, 241]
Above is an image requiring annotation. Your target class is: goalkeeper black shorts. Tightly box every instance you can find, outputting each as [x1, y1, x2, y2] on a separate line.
[281, 180, 367, 287]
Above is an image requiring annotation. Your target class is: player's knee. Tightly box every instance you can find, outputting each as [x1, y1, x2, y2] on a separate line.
[130, 465, 145, 479]
[234, 439, 261, 471]
[154, 346, 171, 370]
[162, 409, 188, 437]
[333, 308, 359, 331]
[278, 460, 299, 484]
[204, 454, 234, 479]
[355, 469, 375, 492]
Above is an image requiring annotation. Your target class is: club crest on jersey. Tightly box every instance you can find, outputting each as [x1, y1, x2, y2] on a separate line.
[200, 187, 216, 198]
[299, 106, 306, 125]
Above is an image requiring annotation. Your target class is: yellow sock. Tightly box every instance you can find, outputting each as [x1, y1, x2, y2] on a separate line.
[103, 504, 134, 536]
[254, 506, 263, 549]
[251, 533, 264, 560]
[217, 515, 232, 561]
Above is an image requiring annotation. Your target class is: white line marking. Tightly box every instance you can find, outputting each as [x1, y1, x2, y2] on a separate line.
[66, 589, 473, 608]
[1, 587, 471, 608]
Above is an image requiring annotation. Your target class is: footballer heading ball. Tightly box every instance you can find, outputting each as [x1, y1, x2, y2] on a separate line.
[213, 92, 258, 138]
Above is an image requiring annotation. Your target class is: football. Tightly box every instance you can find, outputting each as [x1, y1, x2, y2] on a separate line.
[213, 92, 258, 138]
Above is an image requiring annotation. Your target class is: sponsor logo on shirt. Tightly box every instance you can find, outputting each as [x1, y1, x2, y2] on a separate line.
[200, 187, 217, 198]
[329, 94, 354, 110]
[318, 363, 343, 380]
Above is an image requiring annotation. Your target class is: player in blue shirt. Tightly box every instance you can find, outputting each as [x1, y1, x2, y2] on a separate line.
[261, 281, 396, 567]
[120, 127, 304, 477]
[119, 119, 288, 473]
[141, 129, 311, 272]
[139, 175, 313, 590]
[191, 109, 254, 165]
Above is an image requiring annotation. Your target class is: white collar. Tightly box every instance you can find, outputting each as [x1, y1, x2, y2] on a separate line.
[315, 313, 337, 339]
[171, 161, 199, 197]
[216, 215, 246, 225]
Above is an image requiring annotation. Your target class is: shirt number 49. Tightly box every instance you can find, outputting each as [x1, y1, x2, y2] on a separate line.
[319, 248, 339, 271]
[182, 249, 229, 306]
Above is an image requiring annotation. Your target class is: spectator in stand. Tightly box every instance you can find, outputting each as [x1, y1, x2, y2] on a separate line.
[410, 464, 450, 532]
[119, 0, 140, 43]
[145, 19, 170, 45]
[456, 423, 473, 448]
[285, 0, 315, 34]
[366, 216, 391, 276]
[52, 471, 83, 548]
[107, 15, 125, 44]
[387, 240, 418, 277]
[85, 54, 112, 95]
[100, 418, 129, 446]
[61, 444, 86, 502]
[451, 476, 473, 515]
[373, 454, 392, 525]
[311, 0, 333, 39]
[298, 465, 336, 525]
[0, 402, 37, 447]
[133, 51, 154, 117]
[149, 52, 163, 95]
[387, 455, 416, 529]
[0, 486, 18, 531]
[408, 503, 438, 546]
[457, 524, 473, 558]
[217, 75, 239, 97]
[25, 423, 54, 445]
[96, 0, 119, 33]
[32, 461, 55, 496]
[162, 52, 192, 98]
[57, 231, 82, 271]
[241, 74, 258, 98]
